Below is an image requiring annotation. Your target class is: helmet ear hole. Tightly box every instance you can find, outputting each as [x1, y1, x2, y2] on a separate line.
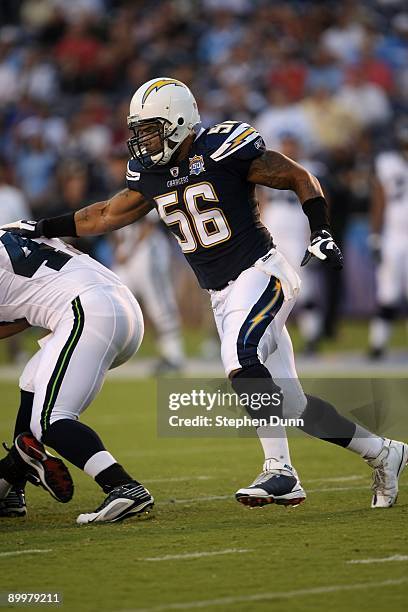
[177, 117, 185, 125]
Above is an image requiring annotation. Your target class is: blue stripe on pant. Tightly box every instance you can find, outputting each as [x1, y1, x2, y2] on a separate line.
[236, 277, 284, 368]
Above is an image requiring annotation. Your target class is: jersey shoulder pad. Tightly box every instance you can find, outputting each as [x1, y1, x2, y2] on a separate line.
[204, 121, 265, 163]
[126, 158, 143, 187]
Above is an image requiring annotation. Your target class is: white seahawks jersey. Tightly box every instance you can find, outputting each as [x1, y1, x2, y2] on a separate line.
[0, 231, 123, 330]
[375, 151, 408, 236]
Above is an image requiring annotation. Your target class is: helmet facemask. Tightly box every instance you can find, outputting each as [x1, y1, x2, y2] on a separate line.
[127, 117, 181, 168]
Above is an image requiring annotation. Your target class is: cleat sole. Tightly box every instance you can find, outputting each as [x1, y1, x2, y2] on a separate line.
[236, 493, 306, 508]
[15, 434, 73, 503]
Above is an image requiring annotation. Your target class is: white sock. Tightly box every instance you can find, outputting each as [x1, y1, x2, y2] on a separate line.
[158, 331, 185, 366]
[256, 425, 292, 465]
[298, 308, 322, 342]
[346, 424, 384, 459]
[369, 317, 391, 350]
[84, 451, 116, 479]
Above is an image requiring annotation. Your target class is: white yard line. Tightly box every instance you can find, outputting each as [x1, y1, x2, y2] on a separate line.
[158, 494, 231, 506]
[305, 474, 364, 483]
[348, 555, 408, 565]
[0, 549, 52, 558]
[124, 578, 408, 612]
[145, 476, 213, 484]
[157, 484, 367, 506]
[139, 549, 252, 562]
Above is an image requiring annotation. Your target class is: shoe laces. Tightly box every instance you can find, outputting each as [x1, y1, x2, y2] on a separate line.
[370, 446, 394, 494]
[250, 460, 294, 487]
[372, 464, 387, 493]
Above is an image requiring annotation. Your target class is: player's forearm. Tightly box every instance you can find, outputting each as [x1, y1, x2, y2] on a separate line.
[41, 189, 153, 238]
[75, 198, 151, 236]
[74, 201, 113, 236]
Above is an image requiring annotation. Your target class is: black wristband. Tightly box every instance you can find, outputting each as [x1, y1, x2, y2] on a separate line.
[40, 212, 78, 238]
[302, 196, 330, 233]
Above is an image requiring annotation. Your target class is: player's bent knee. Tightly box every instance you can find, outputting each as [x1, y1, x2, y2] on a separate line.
[280, 385, 307, 420]
[230, 363, 283, 420]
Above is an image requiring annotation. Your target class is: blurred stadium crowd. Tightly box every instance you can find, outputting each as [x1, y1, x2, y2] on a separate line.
[0, 0, 407, 344]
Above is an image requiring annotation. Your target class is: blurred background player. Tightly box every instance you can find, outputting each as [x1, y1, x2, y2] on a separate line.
[259, 133, 325, 353]
[0, 157, 31, 364]
[112, 222, 185, 374]
[368, 122, 408, 359]
[106, 147, 185, 374]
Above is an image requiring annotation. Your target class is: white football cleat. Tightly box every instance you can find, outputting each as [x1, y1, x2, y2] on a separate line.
[367, 439, 408, 508]
[77, 481, 154, 524]
[235, 459, 306, 508]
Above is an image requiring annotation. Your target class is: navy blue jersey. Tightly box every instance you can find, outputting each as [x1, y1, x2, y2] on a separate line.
[126, 121, 273, 290]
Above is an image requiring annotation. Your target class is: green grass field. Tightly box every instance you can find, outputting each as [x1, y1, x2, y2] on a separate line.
[0, 379, 407, 612]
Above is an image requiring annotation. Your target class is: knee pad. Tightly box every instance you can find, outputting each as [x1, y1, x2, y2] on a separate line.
[230, 364, 283, 420]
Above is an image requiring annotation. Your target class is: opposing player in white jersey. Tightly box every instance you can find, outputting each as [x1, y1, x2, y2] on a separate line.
[260, 134, 324, 352]
[0, 230, 154, 523]
[113, 214, 185, 373]
[3, 78, 407, 509]
[369, 125, 408, 358]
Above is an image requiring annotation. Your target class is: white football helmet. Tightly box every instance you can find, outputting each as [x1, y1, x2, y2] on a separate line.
[127, 77, 201, 168]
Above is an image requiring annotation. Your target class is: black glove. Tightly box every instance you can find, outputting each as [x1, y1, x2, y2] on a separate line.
[0, 219, 44, 238]
[301, 229, 343, 270]
[367, 233, 382, 264]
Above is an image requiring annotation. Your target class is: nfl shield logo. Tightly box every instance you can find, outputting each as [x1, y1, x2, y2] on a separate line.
[189, 155, 205, 176]
[170, 167, 179, 178]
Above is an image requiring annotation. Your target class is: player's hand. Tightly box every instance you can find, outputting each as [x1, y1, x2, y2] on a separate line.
[0, 219, 44, 238]
[301, 229, 343, 270]
[367, 233, 382, 264]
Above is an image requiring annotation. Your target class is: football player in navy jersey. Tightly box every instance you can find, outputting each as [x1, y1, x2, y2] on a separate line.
[4, 78, 407, 509]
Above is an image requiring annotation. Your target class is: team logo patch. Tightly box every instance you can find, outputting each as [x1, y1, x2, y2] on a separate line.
[189, 154, 205, 176]
[254, 137, 266, 150]
[170, 167, 179, 178]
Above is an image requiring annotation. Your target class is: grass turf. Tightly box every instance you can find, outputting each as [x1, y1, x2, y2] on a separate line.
[0, 380, 407, 612]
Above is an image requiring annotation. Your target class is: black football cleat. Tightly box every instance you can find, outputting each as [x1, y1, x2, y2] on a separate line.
[14, 432, 73, 503]
[0, 486, 27, 517]
[77, 481, 154, 524]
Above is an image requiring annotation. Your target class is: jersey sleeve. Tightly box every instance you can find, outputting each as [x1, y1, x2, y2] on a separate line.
[126, 158, 143, 191]
[208, 122, 266, 174]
